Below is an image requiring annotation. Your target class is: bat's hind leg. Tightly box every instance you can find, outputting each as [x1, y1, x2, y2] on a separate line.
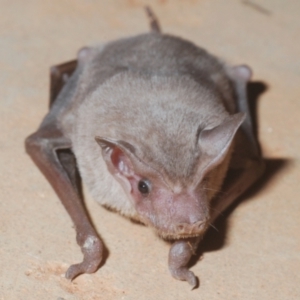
[145, 6, 161, 33]
[229, 65, 261, 157]
[49, 60, 77, 107]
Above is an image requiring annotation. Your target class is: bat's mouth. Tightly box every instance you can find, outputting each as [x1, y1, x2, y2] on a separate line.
[158, 231, 204, 240]
[156, 220, 209, 240]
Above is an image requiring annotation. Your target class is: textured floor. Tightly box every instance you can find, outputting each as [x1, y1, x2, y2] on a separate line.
[1, 0, 300, 299]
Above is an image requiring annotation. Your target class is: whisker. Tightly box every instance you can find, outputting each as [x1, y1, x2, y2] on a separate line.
[202, 187, 227, 196]
[209, 223, 219, 232]
[203, 188, 220, 192]
[210, 207, 224, 215]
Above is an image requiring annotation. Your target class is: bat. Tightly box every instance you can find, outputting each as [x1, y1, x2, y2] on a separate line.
[25, 7, 265, 288]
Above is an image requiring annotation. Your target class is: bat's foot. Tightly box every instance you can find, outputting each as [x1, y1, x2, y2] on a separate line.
[65, 235, 104, 280]
[168, 238, 200, 289]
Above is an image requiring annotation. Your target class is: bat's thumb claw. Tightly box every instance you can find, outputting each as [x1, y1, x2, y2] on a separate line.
[65, 256, 102, 280]
[65, 263, 82, 281]
[65, 235, 104, 280]
[186, 271, 198, 289]
[169, 266, 199, 289]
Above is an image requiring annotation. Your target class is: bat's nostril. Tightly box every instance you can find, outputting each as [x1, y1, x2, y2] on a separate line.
[175, 220, 206, 234]
[176, 224, 185, 232]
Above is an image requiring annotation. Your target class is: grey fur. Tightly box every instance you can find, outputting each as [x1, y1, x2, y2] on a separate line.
[57, 33, 240, 220]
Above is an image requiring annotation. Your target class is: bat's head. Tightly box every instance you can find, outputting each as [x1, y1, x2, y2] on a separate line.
[96, 112, 244, 239]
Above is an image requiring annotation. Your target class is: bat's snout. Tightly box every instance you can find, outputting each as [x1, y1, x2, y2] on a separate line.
[151, 190, 210, 239]
[175, 219, 208, 236]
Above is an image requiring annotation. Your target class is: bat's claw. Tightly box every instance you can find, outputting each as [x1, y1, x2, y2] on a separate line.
[65, 235, 104, 280]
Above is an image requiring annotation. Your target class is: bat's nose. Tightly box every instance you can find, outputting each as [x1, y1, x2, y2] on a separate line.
[175, 220, 207, 235]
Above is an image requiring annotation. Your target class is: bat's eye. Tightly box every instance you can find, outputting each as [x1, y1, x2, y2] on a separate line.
[138, 180, 150, 195]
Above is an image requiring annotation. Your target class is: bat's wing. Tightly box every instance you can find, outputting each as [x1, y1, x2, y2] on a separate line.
[25, 59, 104, 280]
[168, 65, 265, 288]
[210, 65, 265, 222]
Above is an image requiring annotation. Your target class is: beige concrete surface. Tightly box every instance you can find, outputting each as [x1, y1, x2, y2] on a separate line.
[0, 0, 299, 299]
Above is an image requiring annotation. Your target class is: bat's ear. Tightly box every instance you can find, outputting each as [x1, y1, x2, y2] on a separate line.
[95, 137, 136, 180]
[197, 112, 246, 177]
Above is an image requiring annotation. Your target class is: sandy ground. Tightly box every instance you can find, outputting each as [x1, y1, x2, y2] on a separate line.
[0, 0, 300, 299]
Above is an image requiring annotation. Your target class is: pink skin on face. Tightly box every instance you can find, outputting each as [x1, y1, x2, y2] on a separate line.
[128, 174, 209, 239]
